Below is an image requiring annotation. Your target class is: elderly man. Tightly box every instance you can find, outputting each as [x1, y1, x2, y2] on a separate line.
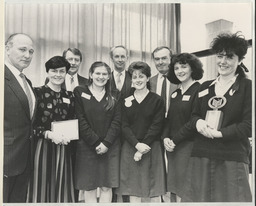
[150, 46, 178, 202]
[110, 45, 132, 100]
[110, 45, 131, 203]
[150, 46, 178, 117]
[4, 33, 36, 202]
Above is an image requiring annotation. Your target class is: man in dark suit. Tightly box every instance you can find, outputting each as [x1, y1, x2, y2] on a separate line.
[4, 33, 36, 202]
[62, 48, 88, 91]
[45, 48, 88, 91]
[110, 45, 131, 203]
[150, 46, 177, 203]
[150, 46, 178, 117]
[110, 45, 132, 100]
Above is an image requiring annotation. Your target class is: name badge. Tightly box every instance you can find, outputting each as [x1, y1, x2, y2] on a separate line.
[81, 92, 91, 100]
[198, 89, 209, 98]
[182, 95, 190, 101]
[125, 95, 135, 107]
[63, 97, 70, 104]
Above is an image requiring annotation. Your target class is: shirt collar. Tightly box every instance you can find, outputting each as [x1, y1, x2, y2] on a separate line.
[113, 69, 125, 77]
[66, 73, 78, 79]
[209, 74, 238, 87]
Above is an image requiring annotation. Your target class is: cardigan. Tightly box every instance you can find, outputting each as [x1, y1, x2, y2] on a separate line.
[190, 74, 252, 164]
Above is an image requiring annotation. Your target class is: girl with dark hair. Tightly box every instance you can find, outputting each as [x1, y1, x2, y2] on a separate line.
[119, 61, 166, 203]
[182, 32, 252, 202]
[162, 53, 204, 202]
[31, 56, 75, 202]
[74, 61, 121, 202]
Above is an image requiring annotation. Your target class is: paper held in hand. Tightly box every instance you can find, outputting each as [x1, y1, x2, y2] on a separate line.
[51, 119, 79, 141]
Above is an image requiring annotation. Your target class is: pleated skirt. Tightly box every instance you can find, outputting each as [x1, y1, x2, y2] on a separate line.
[29, 138, 75, 203]
[182, 157, 252, 202]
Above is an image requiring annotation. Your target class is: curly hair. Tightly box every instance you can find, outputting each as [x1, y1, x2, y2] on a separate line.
[211, 32, 248, 62]
[167, 53, 204, 84]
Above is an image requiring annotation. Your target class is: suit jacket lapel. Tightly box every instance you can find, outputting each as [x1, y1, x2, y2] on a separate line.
[5, 66, 31, 119]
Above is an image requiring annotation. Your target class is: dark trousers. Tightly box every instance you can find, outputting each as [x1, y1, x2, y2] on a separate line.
[3, 161, 31, 203]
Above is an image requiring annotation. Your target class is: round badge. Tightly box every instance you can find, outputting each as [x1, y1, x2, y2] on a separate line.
[208, 96, 227, 110]
[171, 92, 177, 98]
[125, 100, 132, 107]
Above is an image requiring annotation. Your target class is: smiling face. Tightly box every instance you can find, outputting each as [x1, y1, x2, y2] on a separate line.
[153, 48, 171, 74]
[131, 70, 149, 91]
[5, 34, 34, 72]
[216, 51, 240, 78]
[65, 51, 81, 75]
[47, 67, 66, 86]
[90, 66, 110, 88]
[111, 47, 128, 72]
[174, 62, 193, 84]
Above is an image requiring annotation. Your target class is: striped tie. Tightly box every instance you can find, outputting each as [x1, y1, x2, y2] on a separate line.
[20, 73, 33, 118]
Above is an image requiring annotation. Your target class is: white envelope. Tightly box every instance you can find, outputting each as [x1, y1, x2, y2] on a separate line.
[51, 119, 79, 141]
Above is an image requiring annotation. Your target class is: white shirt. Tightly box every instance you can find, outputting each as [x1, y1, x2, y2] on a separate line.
[113, 70, 125, 90]
[65, 73, 79, 91]
[5, 62, 36, 115]
[210, 75, 238, 96]
[156, 73, 170, 115]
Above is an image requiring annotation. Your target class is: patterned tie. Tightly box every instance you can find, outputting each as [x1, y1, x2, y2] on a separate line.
[20, 73, 33, 118]
[161, 74, 167, 111]
[116, 72, 122, 91]
[70, 76, 75, 91]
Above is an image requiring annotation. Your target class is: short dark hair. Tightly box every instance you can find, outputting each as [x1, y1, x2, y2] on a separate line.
[167, 53, 204, 84]
[210, 32, 248, 62]
[110, 45, 129, 58]
[128, 61, 151, 89]
[152, 46, 173, 59]
[45, 56, 71, 72]
[63, 48, 82, 62]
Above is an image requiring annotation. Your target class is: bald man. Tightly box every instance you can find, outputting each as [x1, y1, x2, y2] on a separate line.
[4, 33, 36, 202]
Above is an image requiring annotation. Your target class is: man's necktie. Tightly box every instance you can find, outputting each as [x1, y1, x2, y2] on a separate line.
[161, 75, 167, 111]
[70, 76, 75, 91]
[20, 73, 33, 118]
[116, 72, 122, 91]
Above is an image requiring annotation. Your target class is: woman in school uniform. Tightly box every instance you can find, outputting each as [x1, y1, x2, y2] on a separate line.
[162, 53, 204, 202]
[31, 56, 75, 202]
[74, 61, 121, 203]
[182, 32, 252, 202]
[119, 61, 166, 203]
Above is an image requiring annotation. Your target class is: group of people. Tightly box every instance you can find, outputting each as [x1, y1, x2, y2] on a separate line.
[3, 31, 252, 203]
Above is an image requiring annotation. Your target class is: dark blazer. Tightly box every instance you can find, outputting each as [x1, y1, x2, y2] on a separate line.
[111, 71, 132, 100]
[150, 73, 178, 109]
[45, 74, 88, 89]
[4, 65, 36, 176]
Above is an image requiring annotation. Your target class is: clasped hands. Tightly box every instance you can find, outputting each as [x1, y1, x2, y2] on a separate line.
[95, 143, 108, 155]
[196, 119, 222, 139]
[46, 131, 71, 145]
[163, 138, 176, 152]
[134, 143, 151, 162]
